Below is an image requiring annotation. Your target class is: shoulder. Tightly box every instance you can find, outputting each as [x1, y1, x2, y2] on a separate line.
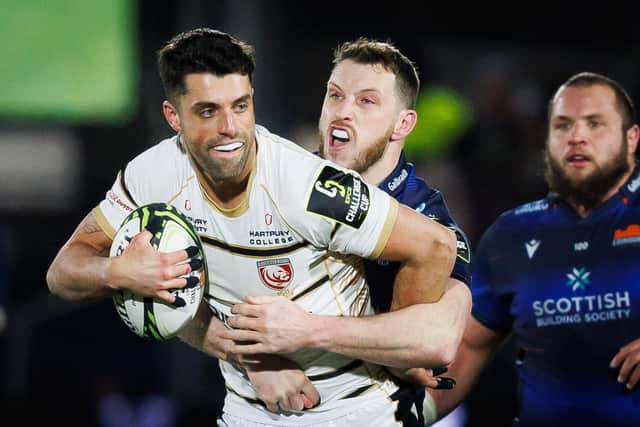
[256, 124, 319, 163]
[122, 135, 192, 204]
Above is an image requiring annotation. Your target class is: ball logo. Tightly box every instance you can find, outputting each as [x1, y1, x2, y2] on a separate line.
[257, 258, 293, 290]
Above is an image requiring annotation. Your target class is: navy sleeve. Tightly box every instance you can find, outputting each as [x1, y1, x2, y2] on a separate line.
[420, 190, 472, 288]
[470, 221, 512, 331]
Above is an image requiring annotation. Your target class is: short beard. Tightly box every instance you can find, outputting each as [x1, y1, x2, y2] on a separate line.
[544, 140, 629, 211]
[318, 126, 392, 174]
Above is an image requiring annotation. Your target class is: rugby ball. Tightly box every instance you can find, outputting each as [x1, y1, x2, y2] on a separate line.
[109, 203, 207, 340]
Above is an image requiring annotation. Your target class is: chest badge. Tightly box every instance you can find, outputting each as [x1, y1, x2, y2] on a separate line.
[257, 258, 293, 290]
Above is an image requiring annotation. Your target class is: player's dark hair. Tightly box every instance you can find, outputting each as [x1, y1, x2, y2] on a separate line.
[157, 28, 255, 101]
[549, 72, 637, 132]
[333, 38, 419, 109]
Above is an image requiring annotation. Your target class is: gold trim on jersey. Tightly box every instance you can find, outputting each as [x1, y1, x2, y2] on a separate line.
[92, 206, 116, 239]
[167, 175, 197, 205]
[118, 169, 139, 208]
[195, 151, 257, 218]
[370, 198, 399, 259]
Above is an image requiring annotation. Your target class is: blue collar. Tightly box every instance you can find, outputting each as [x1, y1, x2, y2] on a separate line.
[378, 152, 413, 198]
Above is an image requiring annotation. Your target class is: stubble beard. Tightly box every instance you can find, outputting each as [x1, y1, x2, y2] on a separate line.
[318, 126, 393, 174]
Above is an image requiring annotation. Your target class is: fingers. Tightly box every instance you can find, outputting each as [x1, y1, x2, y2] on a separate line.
[231, 302, 262, 317]
[433, 376, 457, 390]
[301, 381, 320, 409]
[617, 356, 640, 390]
[246, 295, 280, 305]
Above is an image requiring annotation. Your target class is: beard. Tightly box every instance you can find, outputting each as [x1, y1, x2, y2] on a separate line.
[318, 125, 393, 174]
[544, 139, 630, 211]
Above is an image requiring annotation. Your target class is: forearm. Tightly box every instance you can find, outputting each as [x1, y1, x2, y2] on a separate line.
[310, 282, 471, 368]
[430, 317, 505, 419]
[46, 241, 114, 301]
[430, 343, 493, 419]
[179, 304, 240, 364]
[390, 227, 456, 309]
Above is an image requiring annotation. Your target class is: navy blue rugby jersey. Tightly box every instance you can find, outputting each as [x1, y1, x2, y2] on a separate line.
[472, 166, 640, 427]
[364, 152, 472, 313]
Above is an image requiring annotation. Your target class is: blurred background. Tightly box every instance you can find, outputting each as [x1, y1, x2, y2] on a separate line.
[1, 0, 639, 425]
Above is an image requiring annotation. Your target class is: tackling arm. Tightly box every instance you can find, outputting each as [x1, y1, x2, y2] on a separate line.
[223, 205, 462, 368]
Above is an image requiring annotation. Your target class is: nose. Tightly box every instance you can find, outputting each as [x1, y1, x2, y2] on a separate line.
[218, 109, 237, 136]
[334, 97, 355, 121]
[568, 121, 587, 145]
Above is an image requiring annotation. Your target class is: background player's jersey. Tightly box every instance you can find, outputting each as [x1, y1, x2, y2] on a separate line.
[95, 125, 404, 424]
[365, 152, 472, 314]
[472, 166, 640, 427]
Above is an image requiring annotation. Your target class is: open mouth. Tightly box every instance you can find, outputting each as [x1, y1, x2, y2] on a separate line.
[329, 127, 351, 148]
[566, 153, 590, 166]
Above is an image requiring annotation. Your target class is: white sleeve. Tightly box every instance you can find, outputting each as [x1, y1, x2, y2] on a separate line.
[93, 139, 187, 239]
[281, 160, 398, 259]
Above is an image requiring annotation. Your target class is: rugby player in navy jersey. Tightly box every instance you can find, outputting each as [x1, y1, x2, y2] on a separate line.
[429, 72, 640, 426]
[223, 38, 472, 425]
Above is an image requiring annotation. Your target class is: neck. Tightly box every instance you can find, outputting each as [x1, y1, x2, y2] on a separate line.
[194, 152, 255, 211]
[361, 145, 403, 185]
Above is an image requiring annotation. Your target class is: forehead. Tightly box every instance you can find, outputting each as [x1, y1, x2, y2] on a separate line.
[329, 59, 396, 93]
[182, 73, 252, 102]
[551, 84, 619, 120]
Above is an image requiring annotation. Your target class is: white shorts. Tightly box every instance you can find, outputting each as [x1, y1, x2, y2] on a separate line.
[217, 390, 419, 427]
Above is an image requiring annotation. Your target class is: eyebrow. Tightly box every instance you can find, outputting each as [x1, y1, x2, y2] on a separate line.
[327, 82, 381, 96]
[553, 113, 605, 121]
[191, 93, 252, 111]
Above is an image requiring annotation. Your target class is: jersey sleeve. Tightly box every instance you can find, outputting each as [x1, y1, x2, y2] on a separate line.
[420, 190, 472, 287]
[471, 221, 512, 331]
[93, 139, 187, 239]
[279, 159, 398, 260]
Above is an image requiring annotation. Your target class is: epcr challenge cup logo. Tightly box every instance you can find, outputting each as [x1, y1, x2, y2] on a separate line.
[256, 258, 293, 290]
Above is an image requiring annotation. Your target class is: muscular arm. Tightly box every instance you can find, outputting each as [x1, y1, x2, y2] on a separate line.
[46, 211, 193, 304]
[304, 278, 471, 367]
[384, 204, 457, 307]
[224, 283, 469, 368]
[429, 316, 507, 419]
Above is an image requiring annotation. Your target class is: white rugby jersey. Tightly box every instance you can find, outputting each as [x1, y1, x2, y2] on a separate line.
[94, 125, 401, 424]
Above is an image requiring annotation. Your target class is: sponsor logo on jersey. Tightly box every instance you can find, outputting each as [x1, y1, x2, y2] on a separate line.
[525, 239, 541, 259]
[531, 266, 632, 327]
[515, 200, 549, 215]
[626, 175, 640, 192]
[257, 258, 293, 290]
[249, 230, 295, 246]
[307, 165, 370, 229]
[612, 224, 640, 247]
[265, 213, 273, 225]
[184, 199, 191, 211]
[573, 241, 589, 251]
[107, 190, 134, 213]
[451, 225, 471, 263]
[387, 168, 408, 192]
[185, 216, 208, 232]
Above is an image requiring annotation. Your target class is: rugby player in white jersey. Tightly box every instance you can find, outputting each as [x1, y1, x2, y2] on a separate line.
[46, 28, 457, 426]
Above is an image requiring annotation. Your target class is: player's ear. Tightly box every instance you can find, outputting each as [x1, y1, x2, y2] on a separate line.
[390, 109, 417, 141]
[626, 124, 639, 159]
[163, 100, 182, 133]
